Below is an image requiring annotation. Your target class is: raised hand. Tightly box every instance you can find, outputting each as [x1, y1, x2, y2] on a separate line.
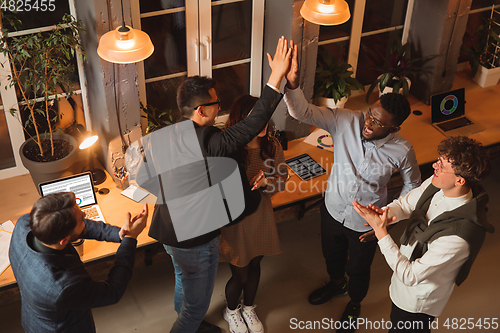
[267, 36, 293, 89]
[285, 39, 299, 89]
[119, 204, 149, 240]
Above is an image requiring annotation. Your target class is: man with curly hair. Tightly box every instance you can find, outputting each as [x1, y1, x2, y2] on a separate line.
[284, 44, 421, 333]
[354, 136, 494, 332]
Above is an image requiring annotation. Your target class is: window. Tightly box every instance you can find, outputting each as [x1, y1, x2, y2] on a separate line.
[317, 0, 410, 86]
[132, 0, 265, 125]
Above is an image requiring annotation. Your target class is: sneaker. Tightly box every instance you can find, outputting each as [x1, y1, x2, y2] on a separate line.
[241, 303, 264, 333]
[196, 320, 222, 333]
[223, 304, 249, 333]
[308, 277, 348, 305]
[336, 301, 361, 333]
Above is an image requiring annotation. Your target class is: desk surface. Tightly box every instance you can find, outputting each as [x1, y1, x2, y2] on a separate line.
[0, 171, 157, 290]
[2, 70, 500, 290]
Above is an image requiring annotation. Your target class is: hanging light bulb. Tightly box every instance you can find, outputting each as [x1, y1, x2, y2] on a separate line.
[97, 0, 154, 64]
[300, 0, 351, 26]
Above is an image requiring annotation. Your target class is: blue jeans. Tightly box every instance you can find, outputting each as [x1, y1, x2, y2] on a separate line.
[165, 236, 220, 333]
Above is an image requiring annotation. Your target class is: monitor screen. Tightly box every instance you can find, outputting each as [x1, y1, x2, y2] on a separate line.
[39, 172, 97, 208]
[431, 88, 465, 123]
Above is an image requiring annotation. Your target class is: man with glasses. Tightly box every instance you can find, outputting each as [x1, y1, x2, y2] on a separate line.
[353, 136, 493, 332]
[283, 45, 421, 333]
[147, 37, 292, 333]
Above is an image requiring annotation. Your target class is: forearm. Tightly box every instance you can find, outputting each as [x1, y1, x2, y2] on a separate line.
[59, 237, 137, 309]
[283, 87, 334, 131]
[209, 85, 282, 155]
[83, 219, 121, 243]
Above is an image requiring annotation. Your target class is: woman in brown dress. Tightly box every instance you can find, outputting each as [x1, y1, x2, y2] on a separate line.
[220, 95, 287, 333]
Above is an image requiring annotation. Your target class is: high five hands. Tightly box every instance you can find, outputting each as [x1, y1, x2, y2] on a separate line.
[266, 36, 296, 89]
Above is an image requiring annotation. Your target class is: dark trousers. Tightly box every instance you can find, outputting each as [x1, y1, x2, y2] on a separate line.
[389, 303, 435, 333]
[320, 202, 377, 303]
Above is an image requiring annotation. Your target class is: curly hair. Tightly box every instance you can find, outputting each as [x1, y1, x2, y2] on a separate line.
[177, 76, 216, 118]
[29, 192, 78, 245]
[437, 136, 490, 186]
[224, 94, 275, 164]
[379, 93, 411, 126]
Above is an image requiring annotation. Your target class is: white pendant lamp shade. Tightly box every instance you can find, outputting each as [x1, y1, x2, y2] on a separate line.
[97, 25, 154, 64]
[300, 0, 351, 26]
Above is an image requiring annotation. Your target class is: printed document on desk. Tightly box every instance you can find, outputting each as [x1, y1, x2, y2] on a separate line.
[303, 128, 333, 152]
[0, 220, 15, 275]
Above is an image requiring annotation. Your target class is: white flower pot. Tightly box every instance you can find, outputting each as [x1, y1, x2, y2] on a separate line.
[316, 96, 348, 109]
[379, 76, 411, 96]
[473, 64, 500, 88]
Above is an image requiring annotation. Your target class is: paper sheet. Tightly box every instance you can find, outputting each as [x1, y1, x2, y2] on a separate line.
[121, 184, 150, 203]
[0, 220, 15, 275]
[302, 128, 334, 152]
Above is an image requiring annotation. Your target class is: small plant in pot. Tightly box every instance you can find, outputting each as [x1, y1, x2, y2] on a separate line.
[462, 9, 500, 87]
[365, 39, 423, 102]
[0, 14, 86, 187]
[314, 49, 364, 109]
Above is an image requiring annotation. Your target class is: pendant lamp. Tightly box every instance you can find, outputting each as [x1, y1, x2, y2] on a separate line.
[300, 0, 351, 26]
[97, 0, 154, 64]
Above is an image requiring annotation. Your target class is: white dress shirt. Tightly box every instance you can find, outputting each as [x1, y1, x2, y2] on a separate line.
[379, 176, 471, 316]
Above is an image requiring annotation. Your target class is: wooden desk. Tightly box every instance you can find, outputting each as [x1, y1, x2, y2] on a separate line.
[0, 171, 156, 291]
[272, 138, 331, 210]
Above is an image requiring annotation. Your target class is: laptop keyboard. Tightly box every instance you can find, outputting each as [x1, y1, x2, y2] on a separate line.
[82, 206, 99, 220]
[437, 117, 472, 132]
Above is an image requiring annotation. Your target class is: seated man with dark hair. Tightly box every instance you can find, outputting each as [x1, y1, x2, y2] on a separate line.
[354, 136, 494, 333]
[9, 192, 148, 333]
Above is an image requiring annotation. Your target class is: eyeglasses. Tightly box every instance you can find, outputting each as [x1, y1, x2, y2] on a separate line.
[194, 98, 220, 110]
[433, 158, 461, 176]
[366, 108, 399, 128]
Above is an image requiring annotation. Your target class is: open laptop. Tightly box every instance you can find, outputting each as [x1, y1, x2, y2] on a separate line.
[431, 88, 483, 136]
[39, 172, 106, 223]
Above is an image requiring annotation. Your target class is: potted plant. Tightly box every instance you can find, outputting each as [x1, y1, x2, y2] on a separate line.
[0, 14, 85, 188]
[462, 8, 500, 87]
[314, 49, 364, 109]
[365, 39, 423, 102]
[140, 103, 178, 133]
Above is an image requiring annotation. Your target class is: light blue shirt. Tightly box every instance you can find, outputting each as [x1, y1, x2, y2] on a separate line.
[284, 88, 421, 232]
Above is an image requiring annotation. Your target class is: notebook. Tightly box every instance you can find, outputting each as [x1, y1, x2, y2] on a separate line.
[431, 88, 483, 136]
[38, 172, 106, 223]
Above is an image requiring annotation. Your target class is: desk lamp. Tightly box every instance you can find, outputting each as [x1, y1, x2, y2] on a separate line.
[79, 134, 107, 185]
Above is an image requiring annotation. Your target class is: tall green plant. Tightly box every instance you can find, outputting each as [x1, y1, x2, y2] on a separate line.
[365, 39, 423, 102]
[314, 49, 364, 103]
[0, 14, 85, 157]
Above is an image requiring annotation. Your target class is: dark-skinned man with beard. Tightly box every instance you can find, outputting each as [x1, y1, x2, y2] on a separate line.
[282, 42, 421, 333]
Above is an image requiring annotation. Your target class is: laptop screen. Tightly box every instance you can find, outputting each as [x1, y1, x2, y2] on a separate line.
[39, 172, 97, 208]
[431, 88, 465, 124]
